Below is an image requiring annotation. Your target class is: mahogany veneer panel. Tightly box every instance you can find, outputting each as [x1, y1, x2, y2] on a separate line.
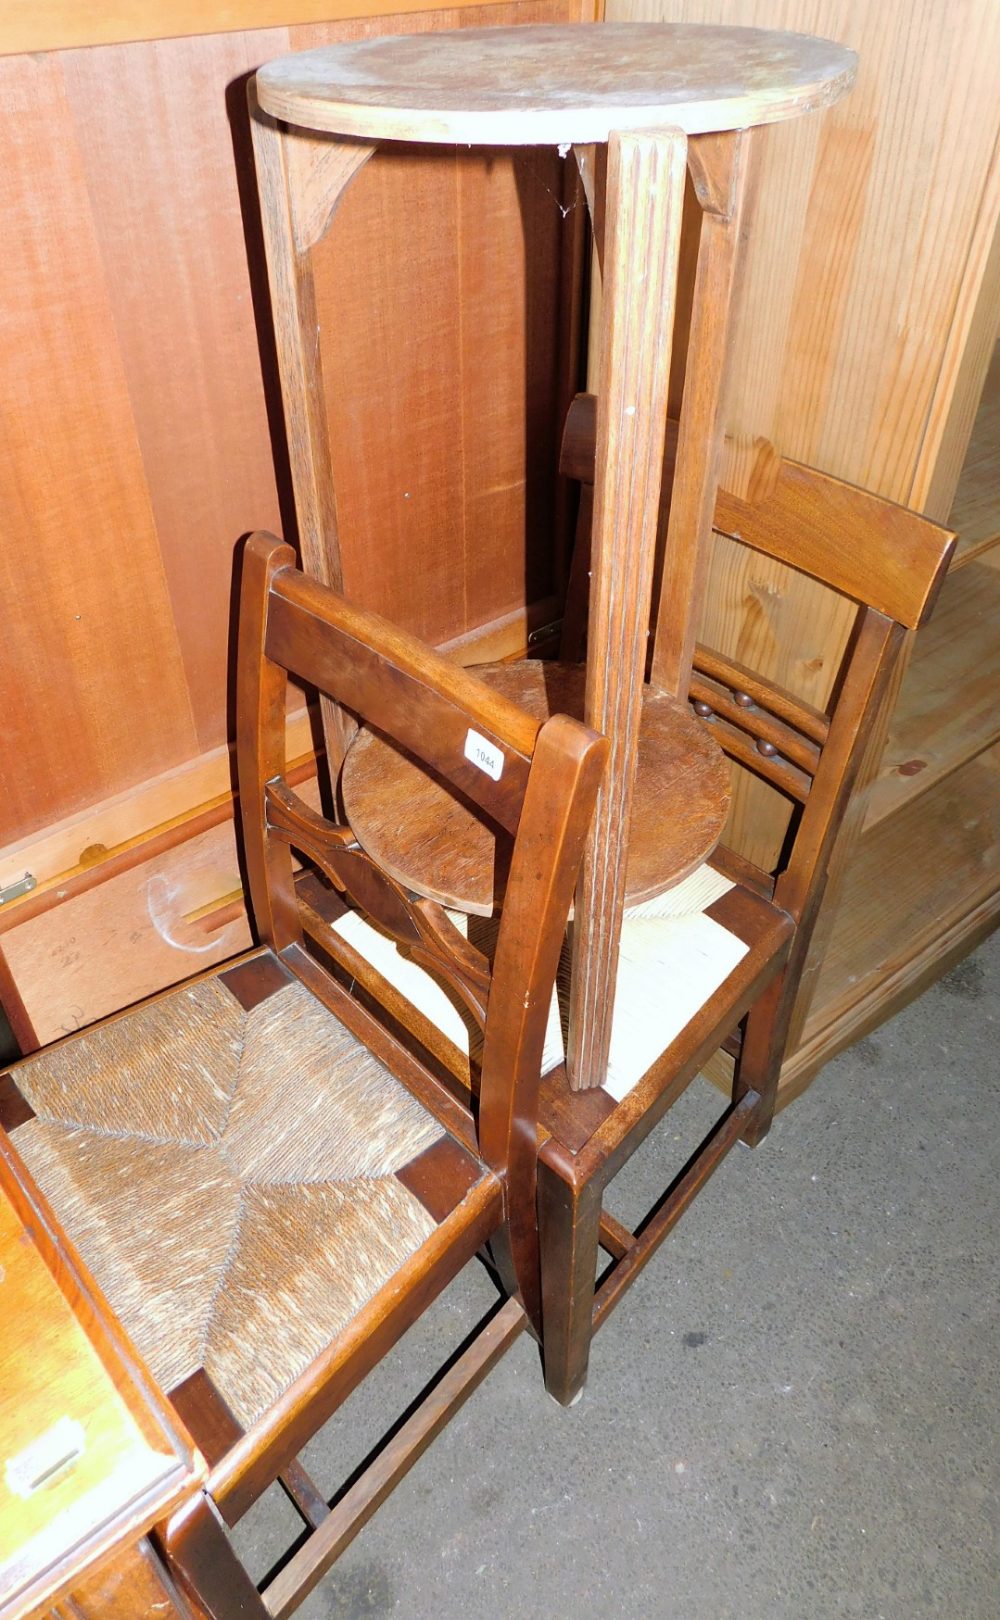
[0, 0, 578, 857]
[0, 52, 199, 843]
[59, 31, 288, 756]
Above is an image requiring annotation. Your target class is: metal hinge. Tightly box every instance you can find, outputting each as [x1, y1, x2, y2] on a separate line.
[0, 873, 37, 906]
[527, 618, 563, 648]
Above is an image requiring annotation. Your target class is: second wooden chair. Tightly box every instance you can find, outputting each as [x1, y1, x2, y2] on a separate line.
[530, 396, 956, 1401]
[317, 407, 955, 1406]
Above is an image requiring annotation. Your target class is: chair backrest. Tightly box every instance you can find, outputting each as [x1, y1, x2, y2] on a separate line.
[690, 465, 954, 929]
[236, 532, 607, 1317]
[558, 390, 955, 932]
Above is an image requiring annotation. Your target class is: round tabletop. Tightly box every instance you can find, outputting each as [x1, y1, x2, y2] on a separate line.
[341, 660, 732, 918]
[255, 22, 856, 145]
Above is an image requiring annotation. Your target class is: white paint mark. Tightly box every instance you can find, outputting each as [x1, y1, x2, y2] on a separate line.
[146, 875, 218, 955]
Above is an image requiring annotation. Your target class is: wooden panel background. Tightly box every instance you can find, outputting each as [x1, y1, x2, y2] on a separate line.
[604, 0, 1000, 1081]
[609, 0, 999, 817]
[316, 138, 569, 642]
[599, 0, 999, 506]
[0, 0, 578, 857]
[0, 0, 497, 55]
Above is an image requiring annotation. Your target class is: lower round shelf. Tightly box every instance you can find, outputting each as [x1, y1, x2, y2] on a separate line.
[341, 659, 731, 917]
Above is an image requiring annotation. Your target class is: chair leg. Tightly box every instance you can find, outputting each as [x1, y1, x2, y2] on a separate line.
[537, 1154, 604, 1406]
[158, 1492, 272, 1620]
[734, 967, 789, 1148]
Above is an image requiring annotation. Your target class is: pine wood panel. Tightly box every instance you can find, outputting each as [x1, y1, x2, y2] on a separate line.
[863, 561, 1000, 830]
[802, 743, 1000, 1047]
[704, 741, 1000, 1109]
[604, 0, 1000, 1077]
[608, 0, 1000, 508]
[610, 0, 1000, 841]
[3, 822, 251, 1047]
[949, 341, 1000, 565]
[1, 780, 321, 1048]
[909, 135, 1000, 525]
[0, 712, 313, 909]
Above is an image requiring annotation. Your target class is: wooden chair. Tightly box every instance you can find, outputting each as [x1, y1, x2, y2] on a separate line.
[0, 533, 606, 1615]
[526, 394, 956, 1402]
[316, 404, 955, 1409]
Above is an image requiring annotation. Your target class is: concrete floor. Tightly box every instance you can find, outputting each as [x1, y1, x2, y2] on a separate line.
[235, 931, 999, 1618]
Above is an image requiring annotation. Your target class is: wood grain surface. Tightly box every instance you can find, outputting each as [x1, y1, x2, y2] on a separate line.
[0, 0, 497, 56]
[864, 561, 1000, 831]
[601, 0, 1000, 511]
[948, 341, 1000, 565]
[569, 128, 688, 1090]
[1, 780, 320, 1046]
[1, 0, 578, 858]
[801, 744, 1000, 1056]
[0, 51, 199, 843]
[341, 659, 730, 915]
[604, 0, 1000, 1076]
[255, 23, 855, 143]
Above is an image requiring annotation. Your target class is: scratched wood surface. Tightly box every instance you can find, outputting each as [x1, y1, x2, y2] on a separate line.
[254, 23, 855, 143]
[0, 0, 578, 862]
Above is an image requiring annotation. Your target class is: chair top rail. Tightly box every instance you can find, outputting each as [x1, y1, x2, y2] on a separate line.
[264, 560, 540, 835]
[561, 391, 956, 631]
[714, 457, 955, 632]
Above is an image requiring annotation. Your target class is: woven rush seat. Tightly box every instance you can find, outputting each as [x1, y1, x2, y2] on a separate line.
[327, 862, 747, 1105]
[8, 953, 487, 1430]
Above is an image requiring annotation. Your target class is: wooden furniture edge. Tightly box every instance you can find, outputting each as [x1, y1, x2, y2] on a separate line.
[775, 882, 1000, 1109]
[0, 709, 314, 912]
[701, 880, 999, 1114]
[0, 1135, 205, 1617]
